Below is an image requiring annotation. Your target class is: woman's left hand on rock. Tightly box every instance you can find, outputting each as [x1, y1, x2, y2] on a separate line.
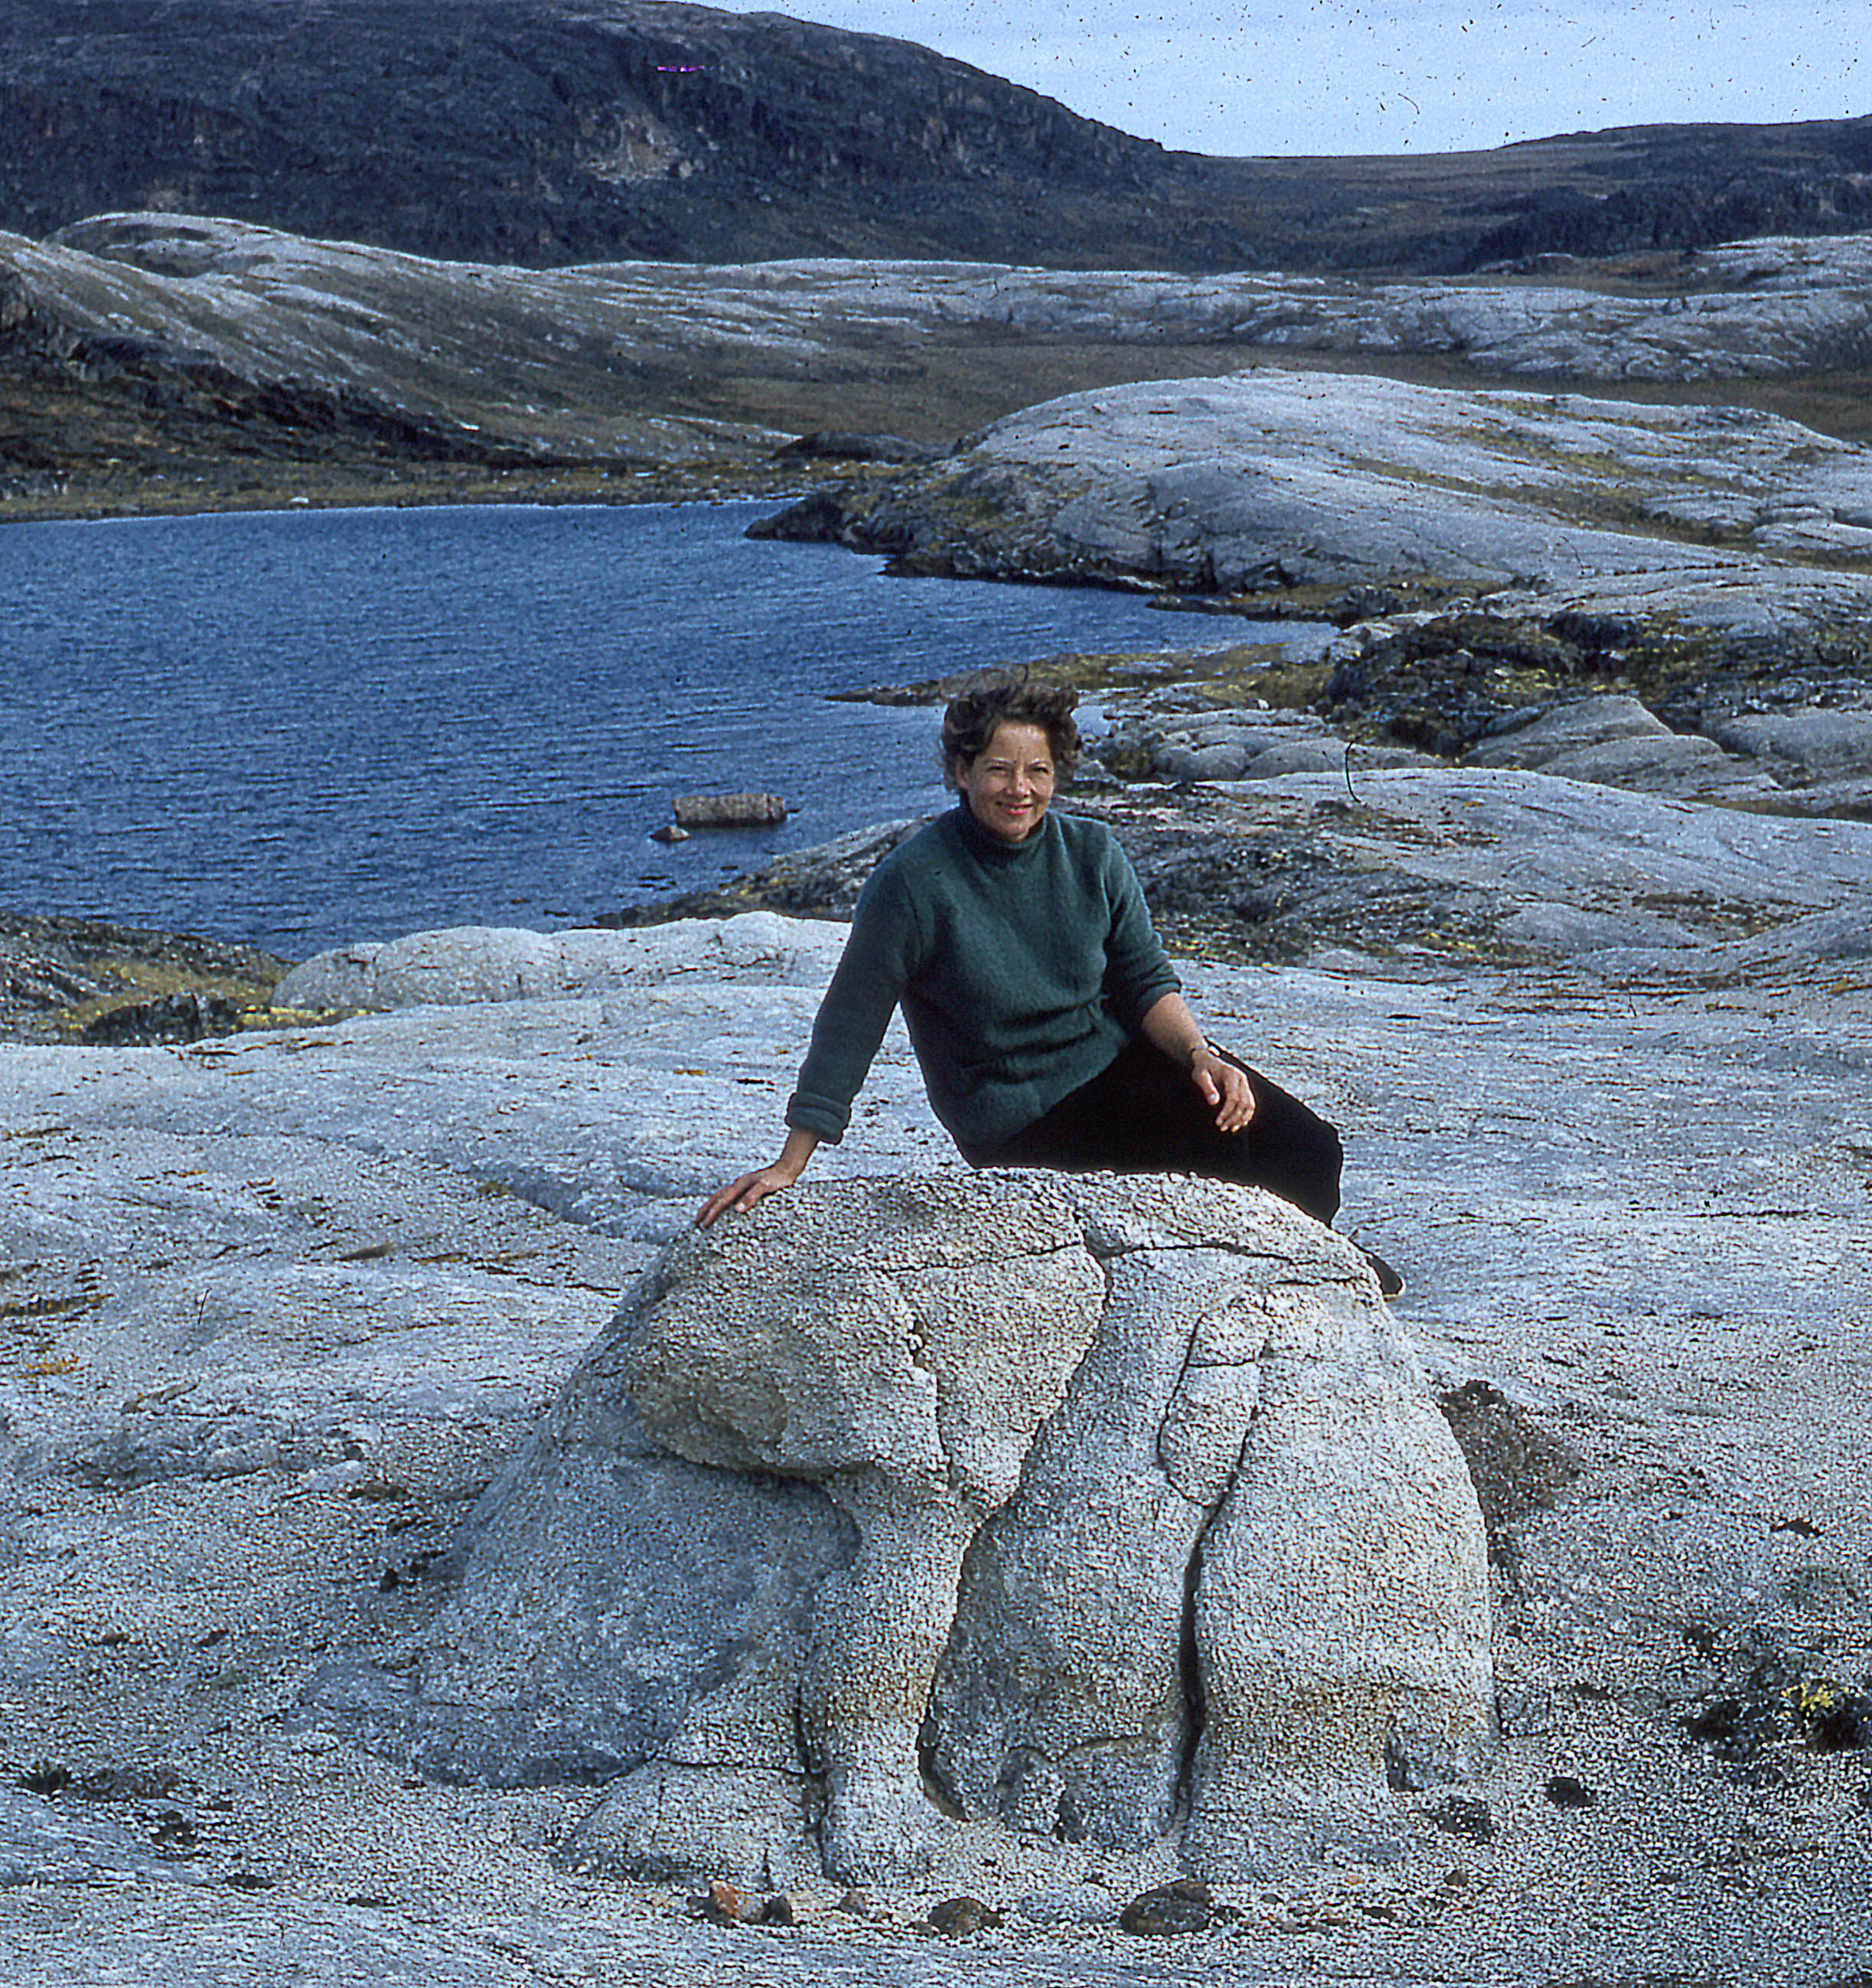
[1192, 1049, 1256, 1134]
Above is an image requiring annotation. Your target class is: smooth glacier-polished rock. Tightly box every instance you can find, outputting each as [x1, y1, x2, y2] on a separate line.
[382, 1172, 1490, 1885]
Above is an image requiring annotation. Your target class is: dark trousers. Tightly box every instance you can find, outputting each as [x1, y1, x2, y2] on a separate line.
[963, 1038, 1343, 1225]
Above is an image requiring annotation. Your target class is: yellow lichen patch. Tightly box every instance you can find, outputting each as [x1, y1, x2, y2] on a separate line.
[2, 1293, 104, 1325]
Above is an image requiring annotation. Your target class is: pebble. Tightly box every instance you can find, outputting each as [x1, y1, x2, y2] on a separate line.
[1120, 1878, 1215, 1935]
[696, 1879, 747, 1924]
[926, 1896, 1003, 1936]
[1429, 1795, 1497, 1842]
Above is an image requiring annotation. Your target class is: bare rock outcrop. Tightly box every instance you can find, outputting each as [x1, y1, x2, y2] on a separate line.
[317, 1172, 1491, 1887]
[772, 369, 1872, 613]
[1097, 694, 1795, 811]
[272, 911, 833, 1012]
[1456, 693, 1789, 806]
[1705, 702, 1872, 816]
[4, 914, 1870, 1976]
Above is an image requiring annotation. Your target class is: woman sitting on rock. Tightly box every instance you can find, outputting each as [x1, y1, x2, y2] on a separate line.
[697, 676, 1393, 1290]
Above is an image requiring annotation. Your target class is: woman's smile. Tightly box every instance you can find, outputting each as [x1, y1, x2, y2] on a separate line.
[954, 720, 1057, 842]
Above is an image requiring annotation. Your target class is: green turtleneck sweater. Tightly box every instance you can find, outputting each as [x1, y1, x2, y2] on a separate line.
[786, 802, 1181, 1151]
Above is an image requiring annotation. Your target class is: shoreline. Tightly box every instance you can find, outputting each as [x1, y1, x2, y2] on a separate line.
[0, 455, 838, 531]
[0, 911, 300, 1047]
[10, 675, 1872, 1045]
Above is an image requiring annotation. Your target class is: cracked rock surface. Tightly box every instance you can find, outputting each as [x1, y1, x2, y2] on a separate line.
[3, 913, 1870, 1981]
[309, 1172, 1487, 1889]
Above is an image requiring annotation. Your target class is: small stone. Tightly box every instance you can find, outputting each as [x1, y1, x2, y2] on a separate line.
[1384, 1731, 1474, 1792]
[835, 1889, 878, 1918]
[1428, 1795, 1496, 1842]
[926, 1895, 1002, 1936]
[696, 1878, 747, 1924]
[1120, 1878, 1215, 1935]
[1545, 1773, 1596, 1809]
[1799, 1682, 1870, 1752]
[651, 823, 690, 843]
[77, 1764, 184, 1802]
[757, 1892, 799, 1925]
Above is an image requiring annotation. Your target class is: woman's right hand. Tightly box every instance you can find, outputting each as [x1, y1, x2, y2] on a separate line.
[694, 1129, 820, 1229]
[695, 1164, 795, 1228]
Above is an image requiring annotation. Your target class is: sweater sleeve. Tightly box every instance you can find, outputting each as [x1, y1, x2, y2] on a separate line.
[784, 862, 923, 1142]
[1098, 836, 1181, 1032]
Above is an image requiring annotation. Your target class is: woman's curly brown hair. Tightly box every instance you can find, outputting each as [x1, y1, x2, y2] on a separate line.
[941, 673, 1081, 781]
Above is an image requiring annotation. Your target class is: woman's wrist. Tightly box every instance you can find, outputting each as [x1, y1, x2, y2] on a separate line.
[774, 1126, 821, 1181]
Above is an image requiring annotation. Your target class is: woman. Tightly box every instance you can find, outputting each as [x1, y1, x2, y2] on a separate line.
[697, 678, 1389, 1287]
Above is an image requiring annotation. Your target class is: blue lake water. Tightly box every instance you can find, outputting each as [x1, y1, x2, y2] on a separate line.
[2, 500, 1282, 960]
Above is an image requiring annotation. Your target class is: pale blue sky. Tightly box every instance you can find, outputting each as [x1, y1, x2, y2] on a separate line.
[714, 2, 1868, 156]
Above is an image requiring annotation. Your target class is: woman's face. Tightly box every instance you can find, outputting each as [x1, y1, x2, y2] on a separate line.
[954, 720, 1056, 842]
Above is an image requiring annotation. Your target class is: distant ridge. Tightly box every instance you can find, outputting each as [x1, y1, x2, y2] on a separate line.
[1, 0, 1869, 273]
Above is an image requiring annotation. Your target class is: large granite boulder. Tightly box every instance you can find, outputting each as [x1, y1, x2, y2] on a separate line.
[333, 1173, 1490, 1885]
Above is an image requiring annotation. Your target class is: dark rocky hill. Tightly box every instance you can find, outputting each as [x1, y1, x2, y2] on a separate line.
[0, 0, 1223, 269]
[1, 0, 1869, 274]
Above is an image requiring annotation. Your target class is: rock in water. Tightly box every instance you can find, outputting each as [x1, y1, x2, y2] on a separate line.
[328, 1174, 1490, 1886]
[671, 793, 788, 829]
